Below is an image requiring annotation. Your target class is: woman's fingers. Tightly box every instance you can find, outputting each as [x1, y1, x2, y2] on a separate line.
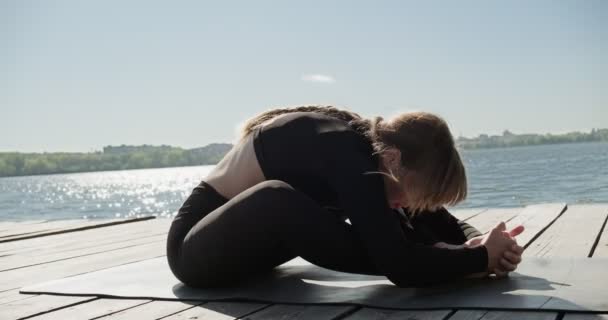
[494, 268, 509, 278]
[508, 225, 525, 238]
[503, 250, 522, 265]
[493, 221, 507, 233]
[511, 244, 524, 255]
[500, 257, 517, 271]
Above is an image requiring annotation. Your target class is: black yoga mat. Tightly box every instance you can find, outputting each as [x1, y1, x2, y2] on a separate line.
[20, 256, 608, 312]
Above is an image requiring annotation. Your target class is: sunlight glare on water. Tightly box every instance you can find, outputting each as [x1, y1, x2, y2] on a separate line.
[0, 165, 215, 221]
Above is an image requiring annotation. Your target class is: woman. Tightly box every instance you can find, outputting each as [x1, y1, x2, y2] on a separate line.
[166, 105, 524, 288]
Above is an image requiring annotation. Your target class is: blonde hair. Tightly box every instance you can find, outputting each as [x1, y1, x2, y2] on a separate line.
[241, 105, 467, 214]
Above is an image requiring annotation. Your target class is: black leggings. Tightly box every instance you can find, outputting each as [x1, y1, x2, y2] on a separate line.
[166, 179, 480, 288]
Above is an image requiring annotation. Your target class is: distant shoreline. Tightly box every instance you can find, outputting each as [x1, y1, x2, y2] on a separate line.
[456, 128, 607, 150]
[457, 138, 608, 150]
[1, 129, 606, 178]
[0, 144, 231, 178]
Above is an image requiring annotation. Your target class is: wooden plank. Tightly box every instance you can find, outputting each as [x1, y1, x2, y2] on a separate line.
[524, 204, 608, 258]
[0, 294, 94, 320]
[0, 220, 46, 231]
[450, 310, 557, 320]
[0, 289, 36, 305]
[0, 220, 88, 237]
[2, 240, 165, 291]
[246, 304, 356, 319]
[0, 217, 155, 243]
[463, 203, 566, 249]
[0, 218, 169, 255]
[450, 208, 488, 221]
[98, 300, 203, 319]
[507, 203, 566, 248]
[479, 311, 557, 320]
[161, 301, 270, 319]
[0, 219, 126, 237]
[464, 207, 523, 234]
[563, 314, 608, 320]
[344, 308, 451, 319]
[0, 227, 164, 261]
[0, 234, 166, 272]
[28, 298, 151, 319]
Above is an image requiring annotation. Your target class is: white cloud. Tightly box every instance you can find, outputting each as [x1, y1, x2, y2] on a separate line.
[301, 74, 336, 84]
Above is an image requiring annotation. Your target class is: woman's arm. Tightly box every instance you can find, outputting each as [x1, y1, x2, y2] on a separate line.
[400, 206, 483, 246]
[458, 219, 483, 240]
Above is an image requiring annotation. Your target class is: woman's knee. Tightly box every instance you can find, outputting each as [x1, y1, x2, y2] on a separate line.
[252, 179, 296, 193]
[244, 180, 306, 207]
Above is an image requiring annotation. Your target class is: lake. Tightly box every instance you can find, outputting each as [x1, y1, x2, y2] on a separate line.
[1, 142, 606, 221]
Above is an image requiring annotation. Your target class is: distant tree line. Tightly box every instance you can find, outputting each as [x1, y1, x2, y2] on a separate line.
[457, 128, 608, 149]
[0, 143, 232, 178]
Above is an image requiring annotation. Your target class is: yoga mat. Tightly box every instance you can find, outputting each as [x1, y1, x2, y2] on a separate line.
[20, 256, 608, 312]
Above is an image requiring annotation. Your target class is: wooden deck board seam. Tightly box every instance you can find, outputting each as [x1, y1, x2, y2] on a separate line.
[16, 297, 98, 320]
[331, 305, 363, 320]
[0, 217, 155, 243]
[234, 303, 277, 319]
[588, 210, 608, 257]
[88, 299, 154, 320]
[0, 229, 56, 239]
[441, 309, 458, 320]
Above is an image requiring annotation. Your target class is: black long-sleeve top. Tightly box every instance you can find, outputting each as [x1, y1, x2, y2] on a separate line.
[252, 111, 488, 287]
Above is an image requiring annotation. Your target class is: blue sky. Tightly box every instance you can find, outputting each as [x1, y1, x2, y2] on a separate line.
[2, 0, 606, 152]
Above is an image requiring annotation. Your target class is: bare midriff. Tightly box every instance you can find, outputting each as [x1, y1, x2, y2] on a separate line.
[203, 115, 293, 200]
[203, 133, 266, 200]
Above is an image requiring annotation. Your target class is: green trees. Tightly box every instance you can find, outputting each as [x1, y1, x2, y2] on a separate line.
[456, 128, 608, 149]
[0, 144, 232, 178]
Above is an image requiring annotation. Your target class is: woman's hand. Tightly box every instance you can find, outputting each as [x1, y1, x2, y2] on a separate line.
[463, 223, 525, 277]
[464, 224, 524, 248]
[434, 222, 525, 278]
[494, 243, 524, 278]
[480, 222, 525, 277]
[491, 223, 524, 278]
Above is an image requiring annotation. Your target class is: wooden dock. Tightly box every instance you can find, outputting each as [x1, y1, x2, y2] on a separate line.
[1, 203, 607, 320]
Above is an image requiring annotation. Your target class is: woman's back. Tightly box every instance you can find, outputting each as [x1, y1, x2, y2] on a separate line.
[204, 111, 374, 204]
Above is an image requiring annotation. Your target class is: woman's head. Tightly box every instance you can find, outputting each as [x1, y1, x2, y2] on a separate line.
[240, 105, 467, 214]
[370, 111, 467, 214]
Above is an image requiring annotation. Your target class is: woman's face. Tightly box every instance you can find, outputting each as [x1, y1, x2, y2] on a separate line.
[383, 170, 417, 209]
